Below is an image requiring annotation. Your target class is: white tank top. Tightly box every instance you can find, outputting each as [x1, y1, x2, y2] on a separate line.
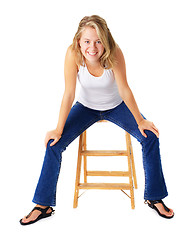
[77, 64, 123, 111]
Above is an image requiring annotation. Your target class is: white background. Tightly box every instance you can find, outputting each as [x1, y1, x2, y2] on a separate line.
[0, 0, 193, 239]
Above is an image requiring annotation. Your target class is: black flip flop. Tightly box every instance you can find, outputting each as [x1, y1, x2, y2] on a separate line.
[145, 200, 174, 219]
[20, 206, 55, 225]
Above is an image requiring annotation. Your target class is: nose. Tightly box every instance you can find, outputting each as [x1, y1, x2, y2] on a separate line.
[90, 41, 96, 49]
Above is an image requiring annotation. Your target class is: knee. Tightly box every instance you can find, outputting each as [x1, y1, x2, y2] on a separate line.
[46, 139, 61, 155]
[46, 137, 67, 158]
[143, 130, 159, 144]
[141, 130, 160, 155]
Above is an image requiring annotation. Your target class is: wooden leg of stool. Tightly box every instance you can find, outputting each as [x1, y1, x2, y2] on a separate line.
[126, 132, 135, 209]
[83, 130, 87, 183]
[73, 133, 83, 208]
[128, 135, 138, 189]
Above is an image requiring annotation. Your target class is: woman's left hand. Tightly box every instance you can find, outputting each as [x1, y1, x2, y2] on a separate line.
[138, 119, 159, 138]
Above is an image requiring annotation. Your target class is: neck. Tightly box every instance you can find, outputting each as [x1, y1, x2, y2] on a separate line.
[85, 60, 101, 68]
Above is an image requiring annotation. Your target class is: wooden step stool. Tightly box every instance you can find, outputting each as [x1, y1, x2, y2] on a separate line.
[73, 121, 137, 209]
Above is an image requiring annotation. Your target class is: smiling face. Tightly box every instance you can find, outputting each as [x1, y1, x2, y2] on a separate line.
[79, 27, 105, 65]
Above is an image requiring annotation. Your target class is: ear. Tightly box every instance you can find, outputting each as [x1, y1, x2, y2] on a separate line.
[78, 39, 81, 48]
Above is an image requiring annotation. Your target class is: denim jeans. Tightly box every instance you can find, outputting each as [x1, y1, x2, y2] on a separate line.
[32, 101, 168, 206]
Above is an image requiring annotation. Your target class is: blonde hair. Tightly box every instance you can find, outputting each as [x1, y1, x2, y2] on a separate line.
[72, 15, 117, 69]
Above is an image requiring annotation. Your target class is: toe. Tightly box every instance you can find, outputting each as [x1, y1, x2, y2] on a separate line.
[164, 208, 174, 217]
[20, 216, 27, 224]
[169, 209, 174, 216]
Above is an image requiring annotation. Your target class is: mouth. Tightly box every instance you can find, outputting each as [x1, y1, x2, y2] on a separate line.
[87, 51, 98, 56]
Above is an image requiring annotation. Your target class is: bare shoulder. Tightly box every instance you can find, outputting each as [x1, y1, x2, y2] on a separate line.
[112, 45, 126, 74]
[114, 45, 124, 58]
[64, 45, 79, 72]
[113, 46, 126, 68]
[65, 45, 77, 63]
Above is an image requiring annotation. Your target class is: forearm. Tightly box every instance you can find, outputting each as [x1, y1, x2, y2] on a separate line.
[56, 92, 75, 135]
[121, 87, 144, 125]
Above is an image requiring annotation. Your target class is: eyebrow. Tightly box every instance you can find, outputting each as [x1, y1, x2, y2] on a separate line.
[83, 38, 101, 41]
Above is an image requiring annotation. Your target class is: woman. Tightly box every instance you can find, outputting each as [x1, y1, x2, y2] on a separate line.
[20, 15, 174, 225]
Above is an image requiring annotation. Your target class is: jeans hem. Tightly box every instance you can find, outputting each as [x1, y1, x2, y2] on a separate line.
[144, 192, 168, 201]
[32, 198, 56, 207]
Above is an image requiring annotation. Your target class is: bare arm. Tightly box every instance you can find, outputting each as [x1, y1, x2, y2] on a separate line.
[55, 46, 78, 134]
[45, 46, 78, 147]
[113, 47, 159, 138]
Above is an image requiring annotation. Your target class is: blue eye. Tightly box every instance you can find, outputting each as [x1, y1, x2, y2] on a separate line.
[96, 40, 101, 44]
[85, 41, 89, 44]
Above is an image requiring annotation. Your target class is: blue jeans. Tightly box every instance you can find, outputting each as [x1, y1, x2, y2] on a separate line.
[32, 101, 168, 206]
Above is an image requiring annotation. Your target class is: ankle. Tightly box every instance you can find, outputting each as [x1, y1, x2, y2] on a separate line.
[36, 204, 49, 209]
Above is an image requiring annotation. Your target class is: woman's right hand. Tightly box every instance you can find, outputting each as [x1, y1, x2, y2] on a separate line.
[44, 129, 62, 147]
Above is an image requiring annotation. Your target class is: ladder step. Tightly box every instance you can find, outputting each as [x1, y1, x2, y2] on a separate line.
[78, 183, 131, 190]
[87, 171, 129, 177]
[81, 150, 128, 156]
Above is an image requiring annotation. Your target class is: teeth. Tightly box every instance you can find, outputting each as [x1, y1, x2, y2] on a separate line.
[88, 52, 97, 56]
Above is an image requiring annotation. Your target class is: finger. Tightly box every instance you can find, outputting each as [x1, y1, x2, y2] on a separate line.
[152, 125, 159, 133]
[151, 128, 159, 138]
[139, 129, 147, 138]
[45, 137, 49, 148]
[152, 123, 159, 133]
[143, 126, 159, 138]
[143, 133, 147, 138]
[45, 136, 53, 148]
[50, 138, 59, 146]
[154, 129, 159, 138]
[146, 123, 159, 138]
[152, 125, 159, 137]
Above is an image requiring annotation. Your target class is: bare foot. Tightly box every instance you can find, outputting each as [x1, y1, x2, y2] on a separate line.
[21, 205, 52, 224]
[147, 200, 174, 218]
